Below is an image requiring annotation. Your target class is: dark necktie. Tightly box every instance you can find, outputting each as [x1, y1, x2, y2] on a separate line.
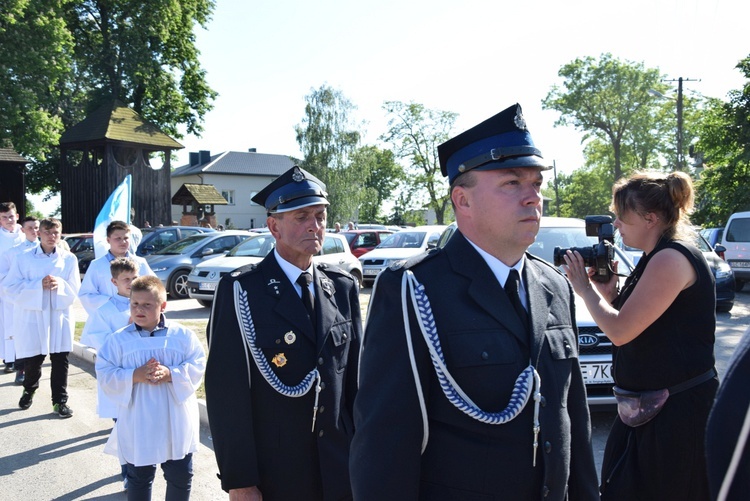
[296, 272, 316, 325]
[505, 269, 529, 329]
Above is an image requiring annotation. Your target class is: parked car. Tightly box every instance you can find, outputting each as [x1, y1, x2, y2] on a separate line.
[614, 230, 735, 312]
[339, 229, 394, 258]
[63, 233, 95, 274]
[700, 227, 725, 255]
[145, 230, 254, 299]
[359, 225, 446, 287]
[721, 211, 750, 291]
[187, 232, 363, 307]
[136, 225, 216, 257]
[438, 218, 636, 406]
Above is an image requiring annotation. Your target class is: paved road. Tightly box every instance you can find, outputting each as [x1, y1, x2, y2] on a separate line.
[1, 289, 747, 498]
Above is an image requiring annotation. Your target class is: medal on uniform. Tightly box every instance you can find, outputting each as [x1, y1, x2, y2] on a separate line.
[284, 331, 296, 345]
[271, 353, 287, 367]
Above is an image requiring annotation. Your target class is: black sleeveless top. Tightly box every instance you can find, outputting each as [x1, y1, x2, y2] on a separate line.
[611, 238, 716, 391]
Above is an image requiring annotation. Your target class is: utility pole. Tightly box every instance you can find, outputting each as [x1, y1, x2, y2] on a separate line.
[663, 77, 700, 170]
[553, 160, 560, 217]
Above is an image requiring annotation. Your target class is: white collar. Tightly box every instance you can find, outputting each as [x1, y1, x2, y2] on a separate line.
[464, 236, 527, 305]
[274, 249, 315, 297]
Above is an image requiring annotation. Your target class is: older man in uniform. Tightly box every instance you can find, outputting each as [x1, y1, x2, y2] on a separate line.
[205, 166, 362, 501]
[350, 104, 598, 500]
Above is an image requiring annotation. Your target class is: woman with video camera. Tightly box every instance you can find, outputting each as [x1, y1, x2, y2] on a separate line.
[563, 170, 717, 501]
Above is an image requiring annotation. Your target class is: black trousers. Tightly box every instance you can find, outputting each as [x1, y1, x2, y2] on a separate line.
[23, 352, 69, 404]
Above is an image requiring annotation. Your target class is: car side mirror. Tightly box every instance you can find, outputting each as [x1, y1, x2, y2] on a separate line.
[201, 248, 215, 256]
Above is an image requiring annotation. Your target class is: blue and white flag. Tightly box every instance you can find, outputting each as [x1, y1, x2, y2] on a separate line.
[93, 175, 132, 259]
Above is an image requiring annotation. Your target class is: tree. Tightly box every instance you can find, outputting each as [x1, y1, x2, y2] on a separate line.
[543, 161, 614, 218]
[543, 53, 670, 181]
[381, 101, 457, 225]
[0, 0, 217, 194]
[692, 56, 750, 226]
[349, 145, 405, 223]
[295, 85, 364, 224]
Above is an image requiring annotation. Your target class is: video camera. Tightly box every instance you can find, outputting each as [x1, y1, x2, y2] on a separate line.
[553, 215, 615, 283]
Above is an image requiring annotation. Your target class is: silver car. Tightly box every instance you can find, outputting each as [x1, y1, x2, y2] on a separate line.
[187, 232, 363, 307]
[145, 230, 255, 299]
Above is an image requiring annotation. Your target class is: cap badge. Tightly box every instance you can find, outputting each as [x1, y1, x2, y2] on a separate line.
[272, 353, 287, 368]
[292, 167, 304, 182]
[284, 331, 296, 345]
[514, 107, 527, 130]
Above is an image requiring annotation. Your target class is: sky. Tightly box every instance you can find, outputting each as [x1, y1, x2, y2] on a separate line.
[31, 0, 750, 215]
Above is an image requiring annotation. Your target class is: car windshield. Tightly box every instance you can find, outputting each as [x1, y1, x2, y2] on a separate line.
[339, 232, 358, 245]
[377, 231, 426, 249]
[528, 226, 598, 265]
[155, 234, 210, 255]
[228, 235, 276, 257]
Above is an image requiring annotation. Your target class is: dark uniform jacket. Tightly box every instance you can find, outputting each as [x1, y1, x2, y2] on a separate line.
[205, 253, 361, 500]
[350, 231, 598, 500]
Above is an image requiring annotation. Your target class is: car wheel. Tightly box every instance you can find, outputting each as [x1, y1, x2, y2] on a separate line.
[197, 299, 213, 308]
[716, 301, 734, 313]
[350, 270, 362, 289]
[169, 270, 190, 300]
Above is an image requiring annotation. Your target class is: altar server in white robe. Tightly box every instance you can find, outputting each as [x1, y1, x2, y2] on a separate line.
[79, 220, 153, 315]
[96, 275, 206, 501]
[5, 218, 80, 418]
[0, 202, 25, 373]
[0, 216, 40, 384]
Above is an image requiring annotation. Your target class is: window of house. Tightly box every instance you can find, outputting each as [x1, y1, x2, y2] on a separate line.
[221, 190, 235, 205]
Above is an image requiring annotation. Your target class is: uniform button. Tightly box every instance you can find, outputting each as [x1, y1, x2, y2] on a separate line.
[544, 441, 552, 453]
[318, 430, 324, 437]
[540, 396, 546, 407]
[318, 406, 324, 414]
[343, 334, 347, 340]
[543, 486, 550, 497]
[318, 357, 324, 366]
[481, 351, 489, 360]
[275, 339, 281, 344]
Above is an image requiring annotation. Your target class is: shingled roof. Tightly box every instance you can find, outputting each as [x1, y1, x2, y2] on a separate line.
[171, 183, 228, 206]
[0, 148, 28, 164]
[171, 150, 296, 177]
[59, 100, 183, 149]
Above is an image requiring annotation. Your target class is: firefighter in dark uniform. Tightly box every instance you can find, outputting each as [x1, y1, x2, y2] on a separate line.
[205, 166, 361, 501]
[350, 104, 599, 500]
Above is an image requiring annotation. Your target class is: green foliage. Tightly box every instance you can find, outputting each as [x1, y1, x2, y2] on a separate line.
[349, 145, 405, 223]
[295, 85, 364, 224]
[692, 60, 750, 226]
[0, 0, 217, 194]
[543, 53, 671, 181]
[544, 163, 615, 218]
[381, 101, 456, 224]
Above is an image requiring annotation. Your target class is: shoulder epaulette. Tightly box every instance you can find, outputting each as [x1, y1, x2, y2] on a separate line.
[228, 263, 259, 278]
[389, 247, 442, 272]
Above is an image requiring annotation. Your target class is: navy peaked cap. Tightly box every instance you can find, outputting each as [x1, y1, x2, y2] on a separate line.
[251, 166, 329, 213]
[438, 103, 552, 184]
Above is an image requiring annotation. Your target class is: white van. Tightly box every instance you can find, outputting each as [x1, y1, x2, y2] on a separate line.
[721, 211, 750, 291]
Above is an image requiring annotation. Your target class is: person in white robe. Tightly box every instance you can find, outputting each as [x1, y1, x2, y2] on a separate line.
[0, 201, 25, 373]
[5, 218, 79, 417]
[96, 276, 205, 500]
[0, 216, 40, 384]
[79, 220, 153, 315]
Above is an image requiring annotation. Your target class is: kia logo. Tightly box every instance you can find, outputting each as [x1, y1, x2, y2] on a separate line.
[579, 334, 599, 347]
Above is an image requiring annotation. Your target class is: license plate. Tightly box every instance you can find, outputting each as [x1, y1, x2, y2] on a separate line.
[580, 363, 613, 384]
[364, 269, 380, 276]
[732, 261, 750, 268]
[199, 282, 216, 291]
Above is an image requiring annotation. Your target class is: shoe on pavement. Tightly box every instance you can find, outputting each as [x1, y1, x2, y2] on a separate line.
[14, 370, 24, 385]
[4, 363, 14, 373]
[53, 402, 74, 418]
[19, 390, 34, 410]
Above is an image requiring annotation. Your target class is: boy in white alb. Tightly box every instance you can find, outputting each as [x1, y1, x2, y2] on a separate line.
[5, 218, 80, 417]
[79, 220, 154, 315]
[96, 276, 205, 500]
[0, 202, 25, 374]
[0, 216, 40, 384]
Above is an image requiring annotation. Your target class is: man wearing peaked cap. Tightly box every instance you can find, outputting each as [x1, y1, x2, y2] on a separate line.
[206, 165, 362, 500]
[351, 104, 599, 500]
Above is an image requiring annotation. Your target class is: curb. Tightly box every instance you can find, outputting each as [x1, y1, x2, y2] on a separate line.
[71, 341, 210, 427]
